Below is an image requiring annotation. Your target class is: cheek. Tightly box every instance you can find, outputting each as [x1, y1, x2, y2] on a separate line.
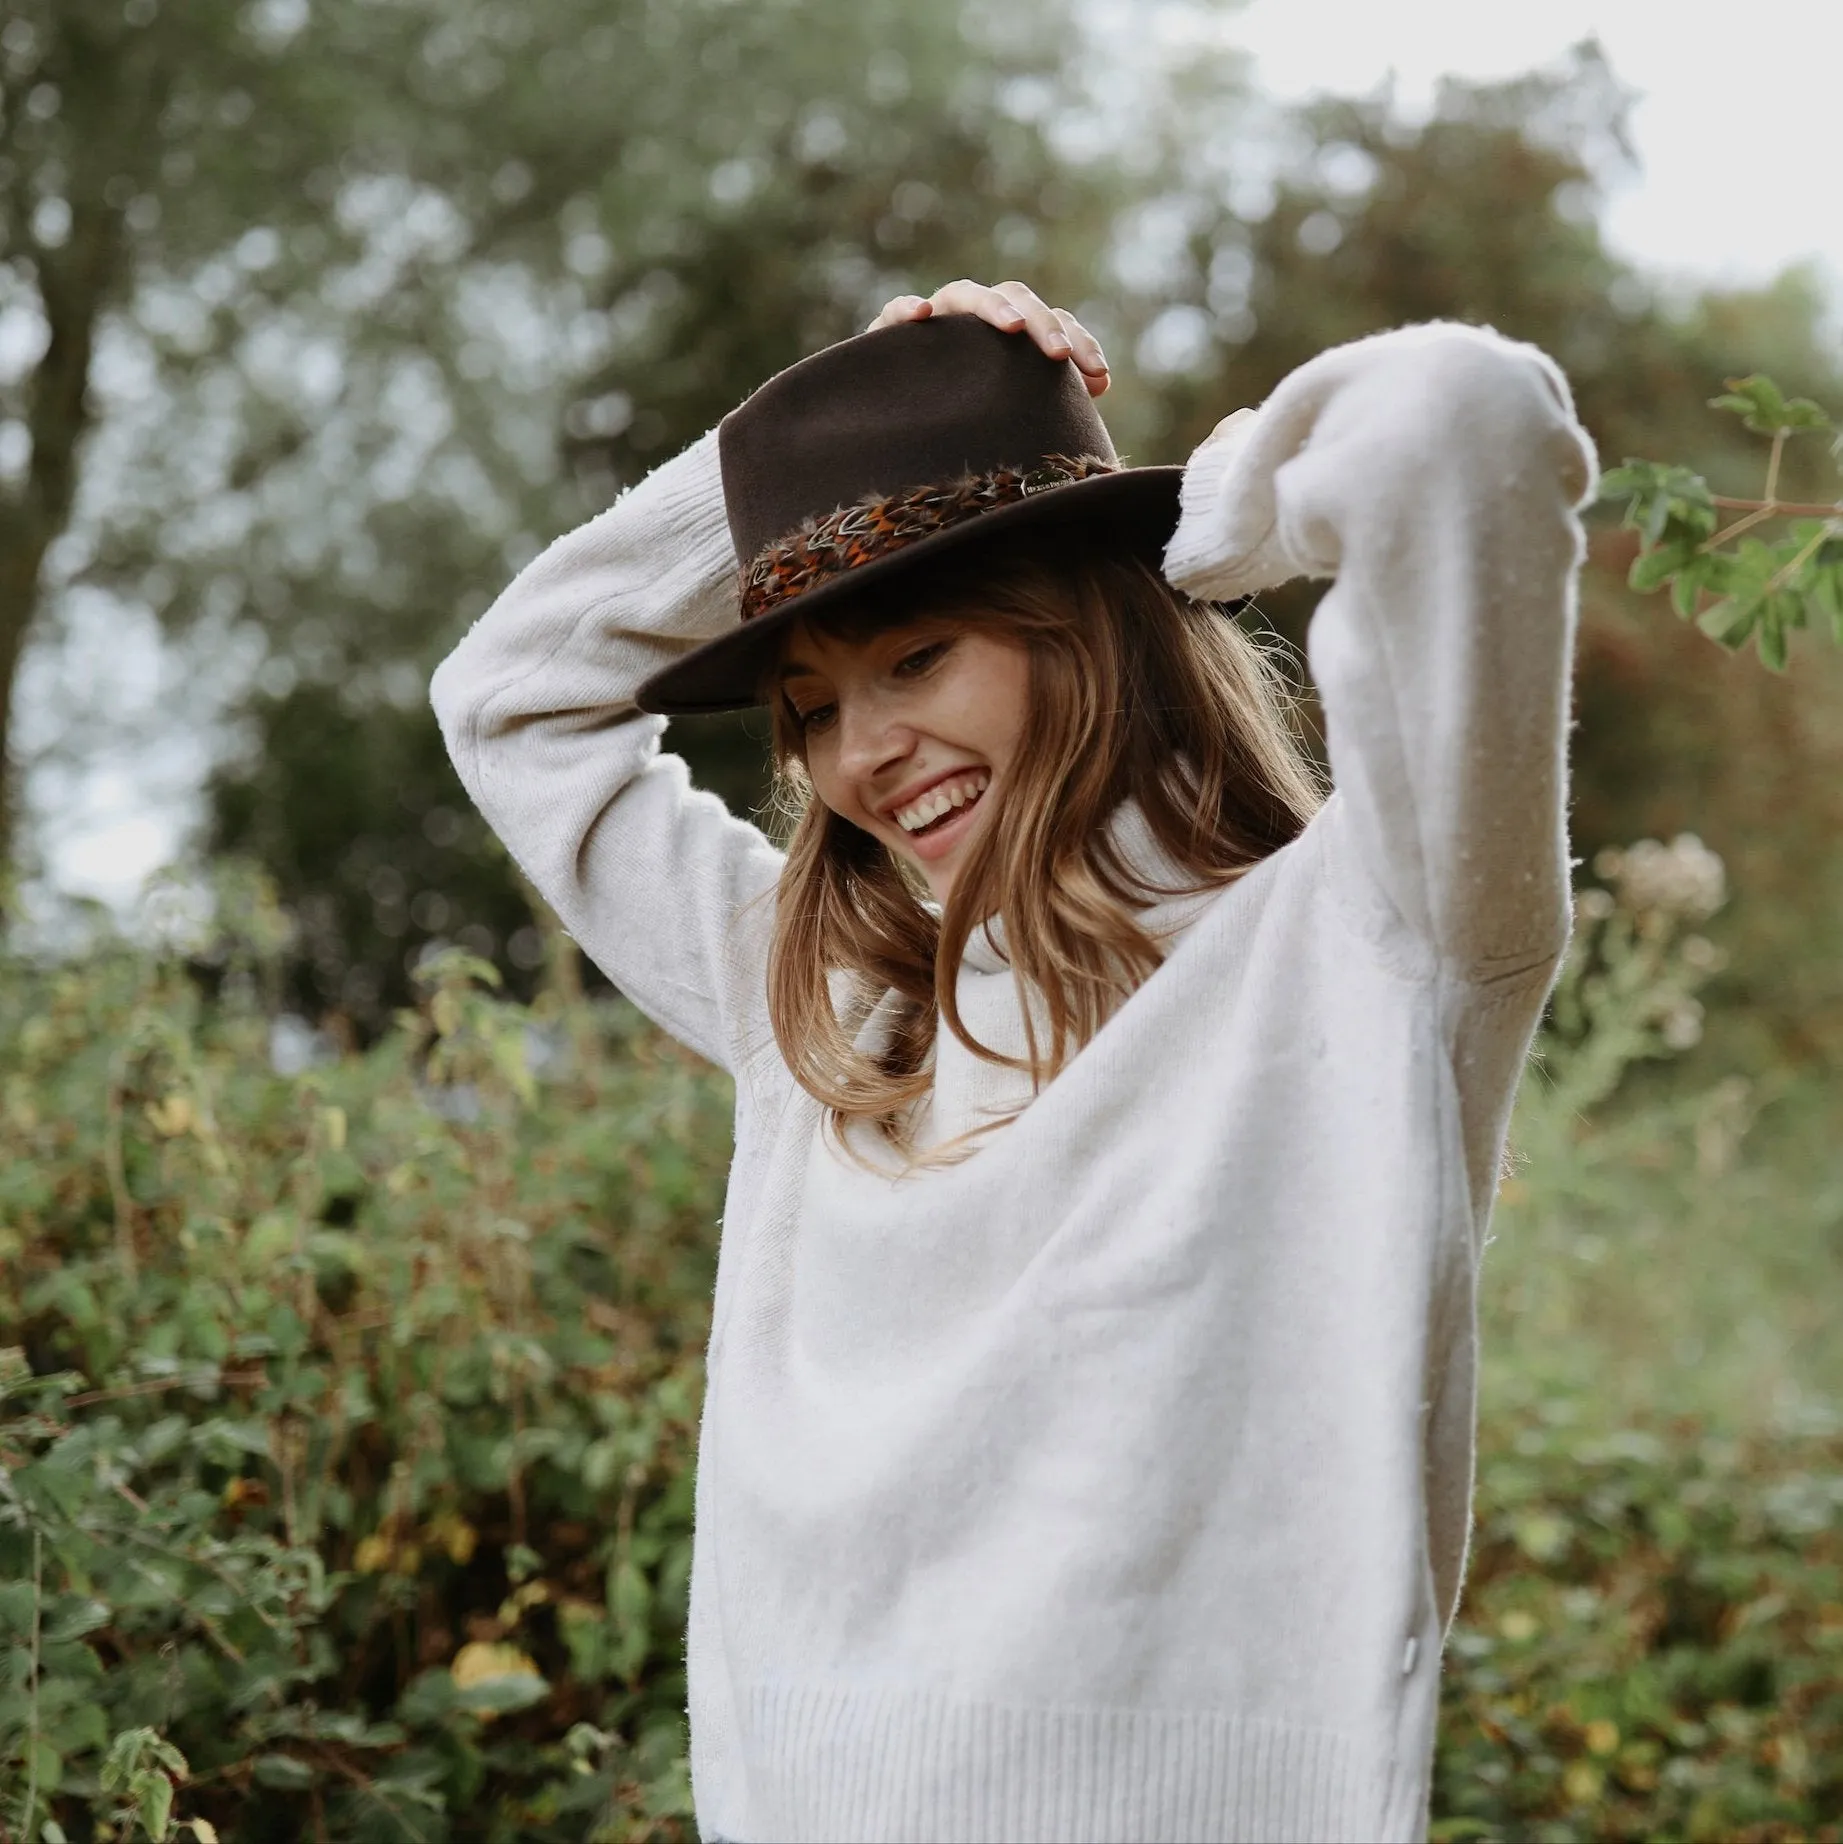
[967, 649, 1032, 763]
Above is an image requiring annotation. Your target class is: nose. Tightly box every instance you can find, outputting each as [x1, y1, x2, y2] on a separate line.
[833, 691, 914, 788]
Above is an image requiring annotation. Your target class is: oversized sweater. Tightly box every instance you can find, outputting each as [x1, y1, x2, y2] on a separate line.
[429, 320, 1598, 1844]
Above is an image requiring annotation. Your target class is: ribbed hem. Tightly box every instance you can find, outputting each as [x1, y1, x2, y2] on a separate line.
[1161, 409, 1270, 601]
[735, 1681, 1425, 1843]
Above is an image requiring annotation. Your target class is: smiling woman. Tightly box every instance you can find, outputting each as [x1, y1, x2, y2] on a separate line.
[430, 277, 1598, 1844]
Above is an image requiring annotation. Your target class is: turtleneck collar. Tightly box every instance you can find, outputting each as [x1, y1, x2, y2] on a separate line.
[949, 796, 1224, 977]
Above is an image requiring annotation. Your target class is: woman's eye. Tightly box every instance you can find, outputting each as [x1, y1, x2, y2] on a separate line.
[896, 641, 948, 676]
[795, 702, 836, 733]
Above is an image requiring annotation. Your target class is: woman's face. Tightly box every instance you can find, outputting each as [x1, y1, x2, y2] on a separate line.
[777, 612, 1031, 905]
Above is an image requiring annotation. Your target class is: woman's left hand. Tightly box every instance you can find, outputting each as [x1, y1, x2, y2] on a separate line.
[866, 279, 1111, 396]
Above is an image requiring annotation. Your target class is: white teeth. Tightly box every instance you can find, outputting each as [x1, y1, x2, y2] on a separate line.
[895, 771, 989, 833]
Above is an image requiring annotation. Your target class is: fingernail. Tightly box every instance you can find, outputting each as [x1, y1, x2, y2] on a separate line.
[1001, 309, 1026, 327]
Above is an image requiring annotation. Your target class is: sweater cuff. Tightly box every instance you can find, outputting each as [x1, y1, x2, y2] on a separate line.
[622, 428, 743, 642]
[1160, 406, 1296, 602]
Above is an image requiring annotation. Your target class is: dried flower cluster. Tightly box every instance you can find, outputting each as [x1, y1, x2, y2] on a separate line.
[1591, 834, 1728, 922]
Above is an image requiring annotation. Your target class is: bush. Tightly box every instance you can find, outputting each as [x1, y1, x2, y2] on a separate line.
[1, 876, 731, 1842]
[3, 858, 1838, 1842]
[1438, 1411, 1843, 1842]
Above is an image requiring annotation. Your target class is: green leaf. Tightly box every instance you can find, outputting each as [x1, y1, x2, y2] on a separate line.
[393, 1667, 459, 1729]
[1628, 538, 1698, 595]
[250, 1752, 318, 1789]
[1696, 598, 1758, 649]
[1811, 558, 1843, 642]
[43, 1595, 111, 1644]
[0, 1579, 36, 1636]
[131, 1766, 175, 1841]
[1756, 606, 1789, 671]
[1710, 372, 1832, 435]
[1670, 561, 1713, 619]
[452, 1670, 549, 1716]
[26, 1736, 63, 1795]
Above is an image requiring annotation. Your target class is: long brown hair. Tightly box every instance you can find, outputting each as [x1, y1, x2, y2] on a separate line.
[760, 533, 1324, 1169]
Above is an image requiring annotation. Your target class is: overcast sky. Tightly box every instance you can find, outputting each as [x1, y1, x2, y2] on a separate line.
[39, 0, 1843, 914]
[1234, 0, 1843, 302]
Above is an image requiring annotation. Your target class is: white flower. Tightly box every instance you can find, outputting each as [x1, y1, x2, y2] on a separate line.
[1609, 834, 1727, 921]
[1660, 997, 1705, 1050]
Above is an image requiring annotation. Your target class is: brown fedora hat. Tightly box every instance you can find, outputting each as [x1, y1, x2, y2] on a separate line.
[632, 315, 1187, 715]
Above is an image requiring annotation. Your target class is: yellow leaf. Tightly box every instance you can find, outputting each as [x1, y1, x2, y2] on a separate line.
[354, 1534, 394, 1574]
[1498, 1609, 1539, 1643]
[450, 1641, 541, 1690]
[321, 1105, 347, 1151]
[146, 1094, 196, 1137]
[427, 1511, 478, 1566]
[1586, 1719, 1620, 1757]
[191, 1820, 220, 1844]
[1563, 1760, 1603, 1804]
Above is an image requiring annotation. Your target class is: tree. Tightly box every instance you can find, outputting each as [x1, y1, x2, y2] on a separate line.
[3, 0, 1239, 1020]
[1096, 42, 1843, 1068]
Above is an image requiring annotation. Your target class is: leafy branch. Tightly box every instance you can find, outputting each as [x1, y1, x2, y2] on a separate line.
[1600, 374, 1843, 671]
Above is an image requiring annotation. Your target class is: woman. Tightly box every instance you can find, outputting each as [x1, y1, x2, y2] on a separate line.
[432, 279, 1597, 1843]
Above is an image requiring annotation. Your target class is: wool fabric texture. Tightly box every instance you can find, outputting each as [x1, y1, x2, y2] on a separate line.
[429, 320, 1599, 1844]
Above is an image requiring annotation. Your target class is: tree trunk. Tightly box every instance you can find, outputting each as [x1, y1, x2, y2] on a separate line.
[0, 132, 125, 888]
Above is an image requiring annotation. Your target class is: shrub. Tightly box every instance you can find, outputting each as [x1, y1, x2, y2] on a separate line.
[1, 877, 731, 1842]
[2, 856, 1838, 1842]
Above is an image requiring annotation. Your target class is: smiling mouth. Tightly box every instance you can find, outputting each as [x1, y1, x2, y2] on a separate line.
[892, 770, 991, 837]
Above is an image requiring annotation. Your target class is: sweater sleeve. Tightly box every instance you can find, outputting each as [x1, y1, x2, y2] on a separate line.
[1161, 322, 1599, 976]
[428, 430, 783, 1076]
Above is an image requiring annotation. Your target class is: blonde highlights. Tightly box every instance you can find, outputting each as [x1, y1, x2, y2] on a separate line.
[762, 536, 1324, 1171]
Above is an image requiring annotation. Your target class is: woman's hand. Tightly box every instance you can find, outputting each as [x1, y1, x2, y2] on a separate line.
[866, 279, 1110, 397]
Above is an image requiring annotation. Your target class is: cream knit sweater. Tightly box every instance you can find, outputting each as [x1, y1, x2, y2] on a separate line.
[430, 321, 1598, 1844]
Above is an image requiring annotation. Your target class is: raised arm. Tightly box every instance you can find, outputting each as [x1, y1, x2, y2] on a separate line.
[429, 432, 783, 1076]
[1163, 322, 1599, 976]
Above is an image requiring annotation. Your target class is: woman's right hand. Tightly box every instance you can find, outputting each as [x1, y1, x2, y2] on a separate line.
[866, 279, 1111, 396]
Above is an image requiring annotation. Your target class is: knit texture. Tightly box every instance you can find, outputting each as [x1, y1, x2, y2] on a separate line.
[430, 321, 1598, 1844]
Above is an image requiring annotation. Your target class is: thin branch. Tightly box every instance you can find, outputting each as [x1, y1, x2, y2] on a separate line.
[22, 1528, 42, 1842]
[1763, 429, 1787, 507]
[1761, 519, 1843, 602]
[66, 1368, 267, 1409]
[1709, 495, 1843, 516]
[1700, 504, 1780, 554]
[104, 1044, 140, 1287]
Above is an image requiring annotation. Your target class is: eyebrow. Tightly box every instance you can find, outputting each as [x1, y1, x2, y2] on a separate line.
[775, 659, 820, 684]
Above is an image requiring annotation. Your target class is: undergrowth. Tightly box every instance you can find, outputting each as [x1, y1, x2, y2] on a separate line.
[1, 852, 1837, 1842]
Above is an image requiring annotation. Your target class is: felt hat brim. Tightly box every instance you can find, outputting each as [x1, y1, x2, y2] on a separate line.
[633, 462, 1185, 717]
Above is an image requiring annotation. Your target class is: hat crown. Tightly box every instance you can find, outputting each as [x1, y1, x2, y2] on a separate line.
[717, 315, 1119, 566]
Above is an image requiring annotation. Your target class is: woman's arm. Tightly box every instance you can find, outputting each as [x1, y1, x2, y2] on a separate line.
[1163, 322, 1599, 976]
[429, 431, 784, 1076]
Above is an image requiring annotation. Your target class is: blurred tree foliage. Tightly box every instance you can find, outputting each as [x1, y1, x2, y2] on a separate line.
[1096, 45, 1843, 1073]
[5, 13, 1842, 1061]
[3, 0, 1207, 1018]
